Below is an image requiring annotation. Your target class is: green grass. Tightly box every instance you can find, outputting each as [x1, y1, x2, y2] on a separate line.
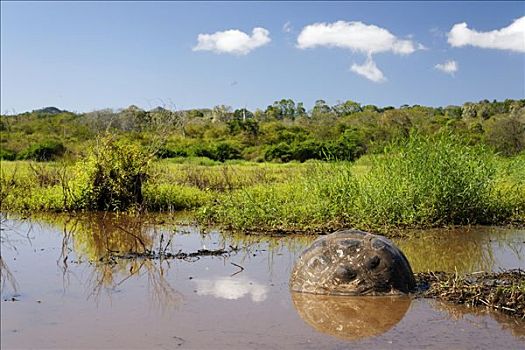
[198, 134, 525, 232]
[1, 134, 524, 233]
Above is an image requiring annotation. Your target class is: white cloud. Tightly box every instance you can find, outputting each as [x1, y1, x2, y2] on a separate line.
[435, 60, 458, 75]
[448, 16, 525, 53]
[283, 21, 292, 33]
[297, 21, 422, 82]
[297, 20, 421, 55]
[193, 27, 271, 55]
[350, 58, 386, 82]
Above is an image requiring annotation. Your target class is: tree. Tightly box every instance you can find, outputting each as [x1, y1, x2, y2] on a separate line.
[362, 105, 379, 113]
[233, 108, 254, 121]
[211, 105, 233, 122]
[296, 102, 307, 118]
[444, 105, 462, 119]
[333, 100, 362, 117]
[186, 109, 205, 119]
[462, 103, 477, 118]
[265, 99, 299, 120]
[484, 115, 525, 155]
[311, 99, 332, 119]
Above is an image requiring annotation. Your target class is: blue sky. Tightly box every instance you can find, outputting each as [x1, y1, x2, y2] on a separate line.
[1, 1, 524, 113]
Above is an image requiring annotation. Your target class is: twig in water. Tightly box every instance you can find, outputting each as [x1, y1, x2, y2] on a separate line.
[230, 262, 244, 276]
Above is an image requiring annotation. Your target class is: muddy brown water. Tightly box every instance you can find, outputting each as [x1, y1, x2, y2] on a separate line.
[1, 213, 524, 349]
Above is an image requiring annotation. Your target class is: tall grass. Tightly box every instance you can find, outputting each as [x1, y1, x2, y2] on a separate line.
[338, 133, 498, 228]
[200, 133, 525, 232]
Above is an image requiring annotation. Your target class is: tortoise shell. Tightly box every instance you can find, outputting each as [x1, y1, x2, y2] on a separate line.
[290, 230, 416, 295]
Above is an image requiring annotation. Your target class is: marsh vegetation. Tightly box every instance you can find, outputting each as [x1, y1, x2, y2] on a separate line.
[2, 99, 524, 233]
[1, 133, 524, 233]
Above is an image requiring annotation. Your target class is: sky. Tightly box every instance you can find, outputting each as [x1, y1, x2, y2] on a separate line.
[1, 1, 524, 114]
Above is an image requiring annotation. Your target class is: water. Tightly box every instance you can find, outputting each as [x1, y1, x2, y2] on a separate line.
[1, 213, 524, 349]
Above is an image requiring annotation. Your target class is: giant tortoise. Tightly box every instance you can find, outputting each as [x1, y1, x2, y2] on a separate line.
[290, 229, 416, 295]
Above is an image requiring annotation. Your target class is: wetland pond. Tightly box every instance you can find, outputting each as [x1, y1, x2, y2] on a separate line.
[1, 213, 524, 349]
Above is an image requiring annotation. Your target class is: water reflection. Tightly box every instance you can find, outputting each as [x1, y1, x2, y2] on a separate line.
[291, 292, 411, 340]
[0, 216, 25, 295]
[5, 213, 184, 307]
[1, 213, 525, 349]
[70, 214, 184, 307]
[430, 299, 525, 338]
[194, 276, 268, 302]
[0, 257, 18, 296]
[394, 227, 525, 273]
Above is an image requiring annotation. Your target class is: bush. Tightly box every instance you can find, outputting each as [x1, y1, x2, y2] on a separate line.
[214, 142, 242, 162]
[191, 144, 216, 160]
[156, 147, 188, 159]
[72, 136, 152, 211]
[292, 140, 326, 162]
[0, 148, 16, 161]
[325, 129, 366, 161]
[264, 142, 293, 162]
[191, 142, 242, 162]
[264, 140, 328, 162]
[18, 140, 66, 161]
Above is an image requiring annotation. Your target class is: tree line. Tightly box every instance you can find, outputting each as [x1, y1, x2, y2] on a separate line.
[1, 98, 524, 162]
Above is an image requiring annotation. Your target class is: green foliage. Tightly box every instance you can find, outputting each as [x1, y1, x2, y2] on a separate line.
[2, 98, 524, 164]
[199, 181, 327, 230]
[483, 114, 525, 156]
[336, 133, 498, 228]
[2, 98, 525, 232]
[201, 134, 524, 232]
[156, 147, 188, 159]
[264, 142, 293, 162]
[0, 148, 16, 160]
[143, 183, 212, 211]
[263, 132, 365, 163]
[191, 141, 242, 162]
[18, 140, 66, 161]
[214, 142, 242, 162]
[72, 136, 152, 211]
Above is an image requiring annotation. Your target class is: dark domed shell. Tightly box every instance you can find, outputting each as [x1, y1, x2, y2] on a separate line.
[289, 230, 416, 296]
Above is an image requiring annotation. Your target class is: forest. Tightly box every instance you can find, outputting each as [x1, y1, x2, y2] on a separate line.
[1, 98, 524, 163]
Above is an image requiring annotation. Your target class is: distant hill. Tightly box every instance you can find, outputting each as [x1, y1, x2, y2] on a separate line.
[33, 107, 64, 115]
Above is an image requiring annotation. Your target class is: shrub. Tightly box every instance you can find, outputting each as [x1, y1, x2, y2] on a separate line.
[214, 142, 242, 162]
[264, 142, 293, 162]
[191, 142, 242, 162]
[325, 129, 367, 161]
[18, 140, 66, 161]
[191, 144, 216, 160]
[0, 148, 16, 161]
[156, 147, 188, 159]
[72, 136, 152, 211]
[291, 140, 326, 162]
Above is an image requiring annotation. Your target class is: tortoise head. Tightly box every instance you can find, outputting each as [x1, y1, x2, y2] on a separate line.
[290, 230, 416, 296]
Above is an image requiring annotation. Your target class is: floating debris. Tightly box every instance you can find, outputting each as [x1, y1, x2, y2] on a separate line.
[416, 269, 525, 319]
[100, 246, 239, 263]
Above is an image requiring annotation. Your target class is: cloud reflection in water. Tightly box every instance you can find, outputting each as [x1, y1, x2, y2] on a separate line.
[194, 276, 268, 302]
